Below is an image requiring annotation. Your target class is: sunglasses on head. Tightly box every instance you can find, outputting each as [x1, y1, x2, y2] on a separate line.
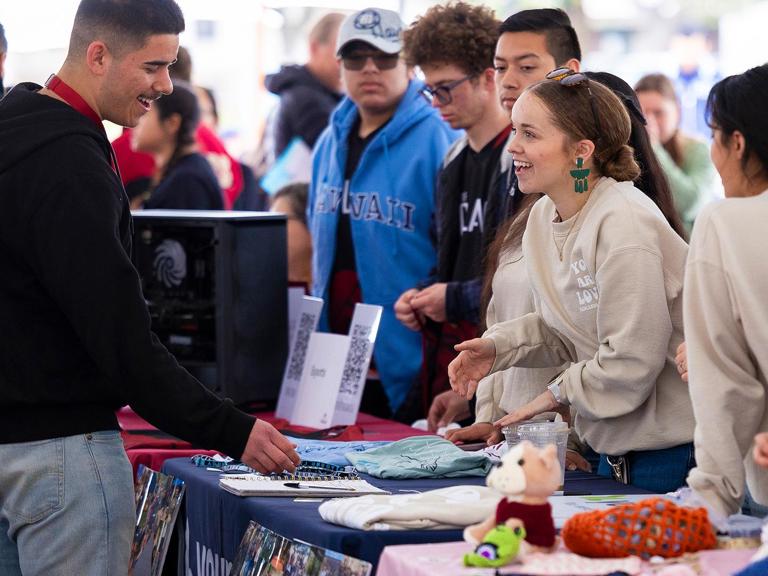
[545, 68, 603, 139]
[341, 51, 400, 71]
[420, 74, 475, 106]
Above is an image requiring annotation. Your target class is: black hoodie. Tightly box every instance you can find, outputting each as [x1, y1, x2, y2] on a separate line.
[265, 64, 341, 157]
[0, 83, 254, 455]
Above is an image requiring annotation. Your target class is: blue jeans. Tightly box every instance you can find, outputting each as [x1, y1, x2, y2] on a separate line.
[0, 431, 135, 575]
[598, 442, 695, 493]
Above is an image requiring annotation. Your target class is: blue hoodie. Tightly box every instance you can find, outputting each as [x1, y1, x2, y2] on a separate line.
[309, 79, 459, 413]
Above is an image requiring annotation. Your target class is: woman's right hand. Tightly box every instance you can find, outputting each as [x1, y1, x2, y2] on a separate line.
[445, 422, 502, 446]
[447, 338, 496, 400]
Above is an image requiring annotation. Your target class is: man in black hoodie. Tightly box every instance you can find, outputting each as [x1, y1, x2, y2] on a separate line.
[0, 1, 299, 574]
[265, 12, 344, 159]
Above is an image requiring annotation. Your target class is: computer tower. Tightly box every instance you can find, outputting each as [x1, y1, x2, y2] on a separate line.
[131, 210, 287, 406]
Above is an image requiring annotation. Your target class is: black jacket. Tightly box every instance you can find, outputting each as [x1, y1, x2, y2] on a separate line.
[265, 65, 341, 157]
[0, 83, 254, 454]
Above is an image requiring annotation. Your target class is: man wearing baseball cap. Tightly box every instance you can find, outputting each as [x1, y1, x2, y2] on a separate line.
[308, 7, 459, 420]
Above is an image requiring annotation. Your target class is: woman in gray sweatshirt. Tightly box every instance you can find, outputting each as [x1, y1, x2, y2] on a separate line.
[684, 64, 768, 517]
[448, 71, 695, 493]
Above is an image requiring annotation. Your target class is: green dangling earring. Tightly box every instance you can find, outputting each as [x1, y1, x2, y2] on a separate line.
[570, 157, 590, 193]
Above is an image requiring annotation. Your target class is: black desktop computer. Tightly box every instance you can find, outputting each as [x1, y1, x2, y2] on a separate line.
[131, 210, 287, 406]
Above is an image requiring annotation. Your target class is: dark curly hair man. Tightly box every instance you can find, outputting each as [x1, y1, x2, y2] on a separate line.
[396, 2, 513, 422]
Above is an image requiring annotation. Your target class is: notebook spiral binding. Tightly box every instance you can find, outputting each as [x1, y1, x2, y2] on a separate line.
[191, 455, 359, 481]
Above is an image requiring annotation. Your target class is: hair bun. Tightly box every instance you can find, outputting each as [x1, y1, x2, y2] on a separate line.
[599, 144, 641, 182]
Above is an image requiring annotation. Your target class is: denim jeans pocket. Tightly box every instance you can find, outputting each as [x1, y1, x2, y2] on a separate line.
[86, 430, 123, 444]
[2, 439, 64, 524]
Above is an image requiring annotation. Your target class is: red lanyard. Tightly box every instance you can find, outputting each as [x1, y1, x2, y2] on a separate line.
[44, 74, 119, 175]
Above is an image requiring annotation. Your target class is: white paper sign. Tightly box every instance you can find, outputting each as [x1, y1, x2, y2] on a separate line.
[274, 296, 323, 420]
[290, 333, 351, 428]
[286, 286, 306, 346]
[333, 304, 383, 425]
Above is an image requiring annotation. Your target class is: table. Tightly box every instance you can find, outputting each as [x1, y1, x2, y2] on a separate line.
[162, 459, 646, 576]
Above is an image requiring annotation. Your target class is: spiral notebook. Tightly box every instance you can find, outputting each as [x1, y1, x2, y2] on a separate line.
[219, 474, 389, 498]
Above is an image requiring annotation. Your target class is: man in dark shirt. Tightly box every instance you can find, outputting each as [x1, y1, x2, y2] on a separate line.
[411, 7, 584, 437]
[265, 12, 345, 159]
[395, 2, 513, 421]
[0, 2, 298, 574]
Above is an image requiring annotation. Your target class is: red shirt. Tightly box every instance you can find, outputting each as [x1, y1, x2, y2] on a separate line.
[495, 499, 556, 548]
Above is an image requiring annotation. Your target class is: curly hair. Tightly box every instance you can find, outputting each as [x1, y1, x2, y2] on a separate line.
[403, 1, 499, 76]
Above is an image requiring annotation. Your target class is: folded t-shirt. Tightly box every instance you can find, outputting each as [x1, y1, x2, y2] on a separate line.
[346, 436, 492, 479]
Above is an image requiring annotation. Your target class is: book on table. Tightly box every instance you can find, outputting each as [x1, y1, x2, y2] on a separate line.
[219, 474, 390, 498]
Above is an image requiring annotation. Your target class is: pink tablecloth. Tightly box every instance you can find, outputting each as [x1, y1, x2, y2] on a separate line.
[376, 540, 757, 576]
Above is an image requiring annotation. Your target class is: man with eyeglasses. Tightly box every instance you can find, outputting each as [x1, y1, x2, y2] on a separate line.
[414, 8, 585, 434]
[307, 7, 458, 421]
[394, 2, 512, 424]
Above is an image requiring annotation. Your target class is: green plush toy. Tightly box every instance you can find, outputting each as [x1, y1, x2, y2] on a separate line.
[463, 524, 526, 568]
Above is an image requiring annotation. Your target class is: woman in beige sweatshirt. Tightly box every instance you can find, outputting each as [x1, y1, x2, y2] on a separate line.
[684, 64, 768, 517]
[448, 72, 695, 493]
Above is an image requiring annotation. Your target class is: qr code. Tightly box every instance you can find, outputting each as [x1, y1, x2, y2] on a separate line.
[339, 324, 371, 395]
[286, 312, 315, 381]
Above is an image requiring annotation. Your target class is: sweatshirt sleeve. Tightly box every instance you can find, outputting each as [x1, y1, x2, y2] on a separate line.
[684, 213, 767, 516]
[483, 312, 574, 372]
[28, 170, 255, 459]
[474, 373, 506, 423]
[559, 247, 673, 419]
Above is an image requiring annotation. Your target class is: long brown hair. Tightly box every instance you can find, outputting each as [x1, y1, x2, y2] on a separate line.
[634, 73, 685, 167]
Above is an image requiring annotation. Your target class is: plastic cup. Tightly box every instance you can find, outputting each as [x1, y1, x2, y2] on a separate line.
[516, 421, 569, 491]
[501, 424, 522, 449]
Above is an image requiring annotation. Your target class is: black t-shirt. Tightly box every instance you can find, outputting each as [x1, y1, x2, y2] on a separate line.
[451, 135, 508, 282]
[329, 118, 387, 334]
[145, 153, 224, 210]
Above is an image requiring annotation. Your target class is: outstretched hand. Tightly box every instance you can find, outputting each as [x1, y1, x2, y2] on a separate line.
[241, 420, 301, 474]
[493, 389, 559, 429]
[447, 338, 496, 400]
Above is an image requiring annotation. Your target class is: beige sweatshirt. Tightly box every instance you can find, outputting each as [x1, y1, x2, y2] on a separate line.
[485, 177, 694, 455]
[475, 247, 562, 423]
[684, 189, 768, 516]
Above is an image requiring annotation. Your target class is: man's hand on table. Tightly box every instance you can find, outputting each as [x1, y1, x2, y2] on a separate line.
[241, 420, 301, 474]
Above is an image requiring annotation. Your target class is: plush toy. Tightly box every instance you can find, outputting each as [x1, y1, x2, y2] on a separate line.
[463, 521, 526, 567]
[464, 440, 560, 555]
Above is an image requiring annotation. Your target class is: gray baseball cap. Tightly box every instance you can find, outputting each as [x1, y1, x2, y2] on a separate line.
[336, 8, 404, 56]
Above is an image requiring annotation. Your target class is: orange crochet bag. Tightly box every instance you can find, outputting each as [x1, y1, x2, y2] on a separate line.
[561, 497, 717, 559]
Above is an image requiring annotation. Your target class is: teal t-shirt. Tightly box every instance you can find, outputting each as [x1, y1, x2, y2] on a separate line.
[346, 436, 493, 478]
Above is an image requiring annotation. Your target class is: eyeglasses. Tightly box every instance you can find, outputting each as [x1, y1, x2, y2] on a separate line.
[545, 68, 603, 140]
[420, 74, 475, 106]
[341, 52, 400, 71]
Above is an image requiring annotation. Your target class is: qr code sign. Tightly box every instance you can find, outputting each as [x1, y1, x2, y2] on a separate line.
[286, 312, 315, 381]
[339, 324, 371, 395]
